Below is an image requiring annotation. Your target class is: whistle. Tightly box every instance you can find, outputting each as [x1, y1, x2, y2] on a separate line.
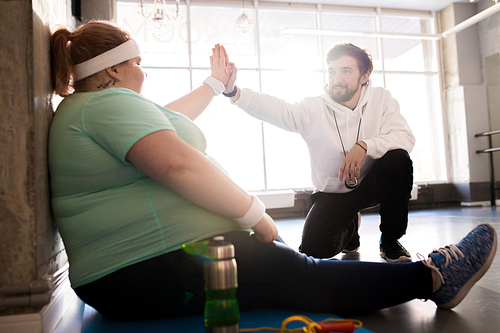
[345, 177, 358, 189]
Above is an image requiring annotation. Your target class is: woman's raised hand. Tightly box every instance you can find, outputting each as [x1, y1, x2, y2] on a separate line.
[210, 44, 231, 86]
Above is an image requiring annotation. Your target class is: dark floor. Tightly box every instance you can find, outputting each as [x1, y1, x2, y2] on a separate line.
[278, 206, 500, 333]
[55, 207, 500, 333]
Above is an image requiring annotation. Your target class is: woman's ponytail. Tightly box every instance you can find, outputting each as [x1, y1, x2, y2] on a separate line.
[50, 27, 73, 97]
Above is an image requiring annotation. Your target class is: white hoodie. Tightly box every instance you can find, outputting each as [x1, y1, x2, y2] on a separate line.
[232, 80, 415, 193]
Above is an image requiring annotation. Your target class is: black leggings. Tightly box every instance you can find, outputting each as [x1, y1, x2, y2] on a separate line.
[300, 149, 413, 258]
[75, 230, 432, 320]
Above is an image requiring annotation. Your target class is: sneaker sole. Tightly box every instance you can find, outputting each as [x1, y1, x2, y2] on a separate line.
[381, 254, 412, 263]
[438, 223, 498, 310]
[342, 247, 360, 254]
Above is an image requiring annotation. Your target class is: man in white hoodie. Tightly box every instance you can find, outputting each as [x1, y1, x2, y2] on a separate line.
[222, 42, 415, 262]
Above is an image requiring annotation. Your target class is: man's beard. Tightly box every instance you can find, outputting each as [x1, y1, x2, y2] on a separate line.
[330, 83, 360, 104]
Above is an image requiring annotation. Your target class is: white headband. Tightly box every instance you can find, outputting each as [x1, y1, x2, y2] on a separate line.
[73, 39, 141, 81]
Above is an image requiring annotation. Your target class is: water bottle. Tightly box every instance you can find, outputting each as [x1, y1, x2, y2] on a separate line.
[203, 236, 239, 333]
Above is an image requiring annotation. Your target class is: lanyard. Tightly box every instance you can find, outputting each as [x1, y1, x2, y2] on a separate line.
[329, 104, 366, 157]
[328, 104, 366, 189]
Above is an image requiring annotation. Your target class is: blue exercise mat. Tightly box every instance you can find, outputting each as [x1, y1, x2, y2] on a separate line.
[81, 304, 373, 332]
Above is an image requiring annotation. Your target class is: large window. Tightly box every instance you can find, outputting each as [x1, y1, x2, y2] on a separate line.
[117, 0, 448, 191]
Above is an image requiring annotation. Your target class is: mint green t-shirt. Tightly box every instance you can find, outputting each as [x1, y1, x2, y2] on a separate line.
[49, 88, 242, 288]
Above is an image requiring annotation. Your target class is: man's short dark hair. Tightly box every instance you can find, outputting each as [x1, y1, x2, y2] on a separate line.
[326, 42, 374, 77]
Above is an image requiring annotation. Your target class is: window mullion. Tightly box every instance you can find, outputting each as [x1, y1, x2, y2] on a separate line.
[185, 0, 193, 91]
[254, 0, 268, 190]
[375, 7, 386, 88]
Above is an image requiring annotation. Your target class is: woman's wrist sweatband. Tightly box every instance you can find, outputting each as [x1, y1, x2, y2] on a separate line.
[235, 195, 266, 229]
[203, 76, 225, 96]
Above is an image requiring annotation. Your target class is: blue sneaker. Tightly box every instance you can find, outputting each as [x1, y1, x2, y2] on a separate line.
[419, 224, 497, 309]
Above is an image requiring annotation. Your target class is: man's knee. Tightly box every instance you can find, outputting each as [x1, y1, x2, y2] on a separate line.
[300, 227, 351, 259]
[299, 241, 342, 259]
[380, 149, 413, 174]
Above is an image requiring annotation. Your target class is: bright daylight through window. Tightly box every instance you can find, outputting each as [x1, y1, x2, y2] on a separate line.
[117, 0, 448, 191]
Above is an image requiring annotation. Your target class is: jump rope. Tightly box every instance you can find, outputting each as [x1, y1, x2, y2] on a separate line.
[240, 314, 363, 332]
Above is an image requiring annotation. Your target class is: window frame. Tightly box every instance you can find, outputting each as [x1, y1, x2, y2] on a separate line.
[116, 0, 449, 191]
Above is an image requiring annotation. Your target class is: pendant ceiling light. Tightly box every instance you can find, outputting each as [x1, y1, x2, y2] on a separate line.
[137, 0, 183, 41]
[235, 0, 254, 35]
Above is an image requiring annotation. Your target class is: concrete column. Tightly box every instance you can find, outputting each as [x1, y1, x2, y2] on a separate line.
[440, 3, 491, 202]
[478, 1, 500, 200]
[0, 0, 70, 315]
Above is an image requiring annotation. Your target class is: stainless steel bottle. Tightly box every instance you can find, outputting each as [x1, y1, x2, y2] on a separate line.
[203, 236, 239, 333]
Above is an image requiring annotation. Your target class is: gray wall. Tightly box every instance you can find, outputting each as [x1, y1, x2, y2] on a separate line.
[0, 0, 71, 315]
[440, 2, 494, 202]
[81, 0, 114, 22]
[478, 0, 500, 191]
